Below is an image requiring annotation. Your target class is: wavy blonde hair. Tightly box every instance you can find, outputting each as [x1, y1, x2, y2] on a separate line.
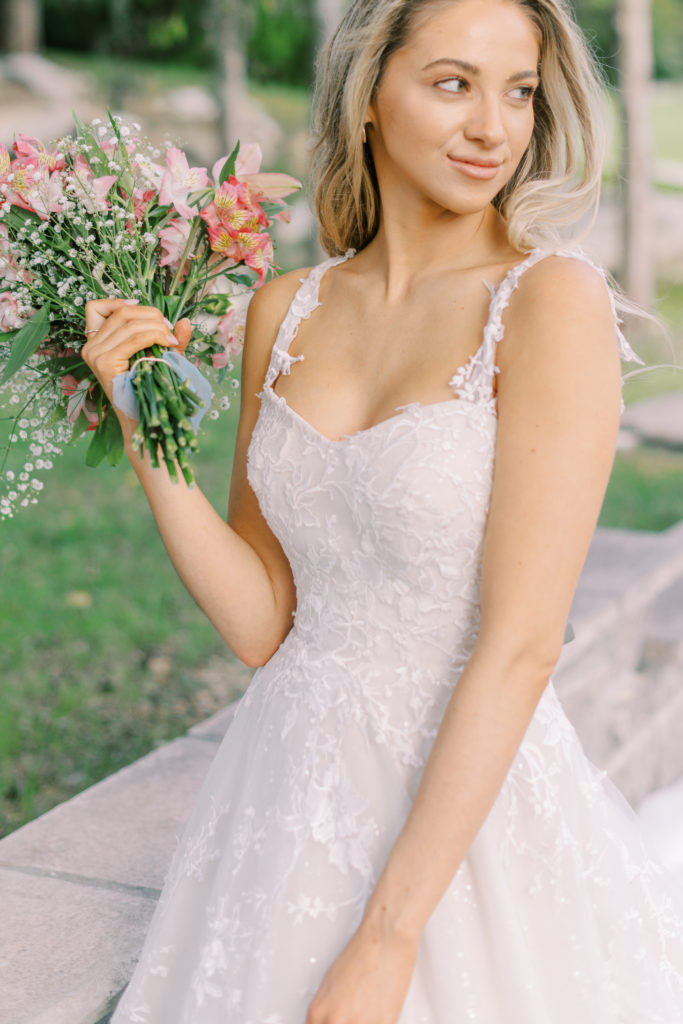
[311, 0, 612, 255]
[310, 0, 668, 348]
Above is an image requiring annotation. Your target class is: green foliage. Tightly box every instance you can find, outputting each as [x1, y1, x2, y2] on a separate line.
[652, 0, 683, 79]
[40, 0, 318, 84]
[247, 0, 317, 87]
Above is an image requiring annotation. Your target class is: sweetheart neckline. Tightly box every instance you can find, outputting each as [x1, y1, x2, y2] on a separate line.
[262, 384, 497, 446]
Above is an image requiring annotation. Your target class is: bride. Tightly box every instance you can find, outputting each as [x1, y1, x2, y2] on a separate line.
[85, 0, 683, 1020]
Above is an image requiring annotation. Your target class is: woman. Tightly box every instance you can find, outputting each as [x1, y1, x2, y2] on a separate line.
[87, 0, 683, 1020]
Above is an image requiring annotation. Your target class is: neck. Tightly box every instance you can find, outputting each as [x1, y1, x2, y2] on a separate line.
[358, 200, 509, 300]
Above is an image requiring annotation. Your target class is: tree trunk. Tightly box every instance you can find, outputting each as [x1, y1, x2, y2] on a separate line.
[4, 0, 42, 52]
[616, 0, 655, 309]
[316, 0, 345, 45]
[209, 0, 251, 156]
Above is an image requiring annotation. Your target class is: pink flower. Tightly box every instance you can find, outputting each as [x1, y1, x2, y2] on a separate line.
[132, 186, 155, 221]
[13, 133, 66, 172]
[212, 143, 300, 203]
[159, 218, 192, 277]
[65, 156, 117, 213]
[211, 291, 252, 364]
[0, 290, 28, 330]
[159, 147, 210, 219]
[61, 375, 99, 425]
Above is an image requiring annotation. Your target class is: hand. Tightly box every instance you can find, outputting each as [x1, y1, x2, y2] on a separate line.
[82, 298, 192, 404]
[305, 922, 418, 1024]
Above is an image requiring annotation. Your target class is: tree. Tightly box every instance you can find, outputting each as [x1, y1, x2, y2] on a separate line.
[615, 0, 655, 309]
[1, 0, 42, 52]
[207, 0, 253, 157]
[316, 0, 346, 44]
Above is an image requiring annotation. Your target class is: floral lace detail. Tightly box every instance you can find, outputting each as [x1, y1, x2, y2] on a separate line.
[112, 247, 683, 1024]
[262, 249, 356, 391]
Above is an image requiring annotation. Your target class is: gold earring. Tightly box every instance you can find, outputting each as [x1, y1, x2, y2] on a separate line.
[362, 124, 367, 144]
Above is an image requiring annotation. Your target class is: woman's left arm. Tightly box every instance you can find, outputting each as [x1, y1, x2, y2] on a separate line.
[306, 257, 623, 1023]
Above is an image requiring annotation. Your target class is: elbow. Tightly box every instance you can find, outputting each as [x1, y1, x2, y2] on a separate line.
[239, 647, 273, 670]
[230, 625, 292, 669]
[474, 629, 563, 690]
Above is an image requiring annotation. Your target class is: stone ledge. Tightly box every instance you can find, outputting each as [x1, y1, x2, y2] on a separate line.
[0, 691, 244, 1024]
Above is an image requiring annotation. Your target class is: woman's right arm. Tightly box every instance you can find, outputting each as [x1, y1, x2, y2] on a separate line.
[82, 270, 309, 668]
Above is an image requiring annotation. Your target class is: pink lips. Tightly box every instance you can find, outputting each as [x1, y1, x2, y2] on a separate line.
[449, 156, 502, 180]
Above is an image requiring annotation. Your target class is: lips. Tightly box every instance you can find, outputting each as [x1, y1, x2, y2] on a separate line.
[450, 156, 502, 168]
[447, 155, 503, 180]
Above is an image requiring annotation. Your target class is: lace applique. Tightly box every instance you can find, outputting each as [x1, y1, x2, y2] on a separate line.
[450, 246, 645, 414]
[262, 249, 356, 391]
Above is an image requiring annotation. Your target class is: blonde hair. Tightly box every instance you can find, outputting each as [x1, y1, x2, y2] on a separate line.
[310, 0, 669, 350]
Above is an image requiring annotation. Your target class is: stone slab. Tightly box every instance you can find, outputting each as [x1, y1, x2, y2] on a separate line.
[621, 390, 683, 449]
[0, 867, 154, 1024]
[0, 736, 219, 892]
[189, 696, 241, 741]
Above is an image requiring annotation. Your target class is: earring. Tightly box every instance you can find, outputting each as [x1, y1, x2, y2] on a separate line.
[362, 124, 367, 144]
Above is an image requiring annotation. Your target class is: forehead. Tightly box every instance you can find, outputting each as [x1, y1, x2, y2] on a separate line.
[402, 0, 541, 63]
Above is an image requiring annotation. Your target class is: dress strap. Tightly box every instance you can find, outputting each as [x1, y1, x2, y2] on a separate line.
[450, 246, 644, 408]
[263, 248, 356, 391]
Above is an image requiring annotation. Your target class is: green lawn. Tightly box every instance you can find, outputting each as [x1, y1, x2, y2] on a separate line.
[0, 395, 244, 836]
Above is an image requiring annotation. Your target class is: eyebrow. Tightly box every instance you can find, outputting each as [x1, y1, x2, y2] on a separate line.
[422, 58, 540, 83]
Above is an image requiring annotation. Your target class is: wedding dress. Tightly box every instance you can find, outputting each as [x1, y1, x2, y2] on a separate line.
[112, 246, 683, 1023]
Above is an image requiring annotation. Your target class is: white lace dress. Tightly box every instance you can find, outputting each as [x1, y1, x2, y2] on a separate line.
[112, 247, 683, 1024]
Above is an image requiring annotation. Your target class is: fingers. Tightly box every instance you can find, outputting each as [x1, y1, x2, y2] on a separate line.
[84, 297, 140, 335]
[174, 317, 192, 354]
[85, 304, 171, 347]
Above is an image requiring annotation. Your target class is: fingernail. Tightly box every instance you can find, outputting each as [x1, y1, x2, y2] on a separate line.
[123, 299, 139, 305]
[166, 333, 179, 346]
[163, 316, 173, 329]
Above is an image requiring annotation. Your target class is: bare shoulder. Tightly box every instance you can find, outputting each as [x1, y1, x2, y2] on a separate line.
[495, 252, 622, 418]
[241, 265, 313, 377]
[506, 254, 615, 343]
[247, 266, 314, 332]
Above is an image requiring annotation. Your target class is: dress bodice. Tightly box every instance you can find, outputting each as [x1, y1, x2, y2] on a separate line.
[247, 246, 638, 669]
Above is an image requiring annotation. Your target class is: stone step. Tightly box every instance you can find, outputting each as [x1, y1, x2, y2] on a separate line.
[620, 390, 683, 450]
[0, 698, 243, 1024]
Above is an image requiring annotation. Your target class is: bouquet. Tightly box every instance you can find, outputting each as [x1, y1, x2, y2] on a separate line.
[0, 112, 301, 518]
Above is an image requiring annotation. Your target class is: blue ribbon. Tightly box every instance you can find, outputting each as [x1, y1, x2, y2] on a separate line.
[112, 351, 213, 432]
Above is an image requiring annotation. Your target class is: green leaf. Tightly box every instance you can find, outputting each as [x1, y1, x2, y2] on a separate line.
[218, 140, 241, 185]
[68, 409, 93, 444]
[105, 408, 124, 466]
[0, 306, 51, 386]
[85, 418, 108, 467]
[72, 110, 88, 139]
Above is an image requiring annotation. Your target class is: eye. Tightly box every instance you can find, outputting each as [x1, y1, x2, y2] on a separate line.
[436, 77, 468, 94]
[510, 85, 536, 101]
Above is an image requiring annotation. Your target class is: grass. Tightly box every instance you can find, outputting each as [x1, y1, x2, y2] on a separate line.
[0, 393, 244, 836]
[600, 446, 683, 532]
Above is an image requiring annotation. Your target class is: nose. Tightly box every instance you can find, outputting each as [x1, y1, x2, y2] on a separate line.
[463, 94, 506, 148]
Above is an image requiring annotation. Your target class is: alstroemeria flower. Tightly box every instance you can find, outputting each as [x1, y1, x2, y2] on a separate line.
[159, 147, 210, 220]
[61, 375, 99, 424]
[0, 290, 29, 331]
[13, 133, 66, 172]
[211, 143, 300, 204]
[0, 144, 9, 177]
[159, 218, 192, 276]
[65, 155, 117, 213]
[132, 186, 155, 221]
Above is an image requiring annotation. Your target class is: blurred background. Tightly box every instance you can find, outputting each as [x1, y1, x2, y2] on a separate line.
[0, 0, 682, 837]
